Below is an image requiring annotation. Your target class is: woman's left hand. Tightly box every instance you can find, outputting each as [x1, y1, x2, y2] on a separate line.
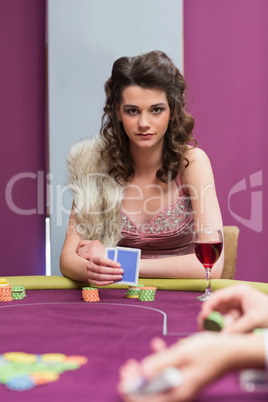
[76, 240, 106, 260]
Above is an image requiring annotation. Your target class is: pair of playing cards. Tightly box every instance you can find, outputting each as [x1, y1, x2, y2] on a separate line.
[105, 247, 141, 285]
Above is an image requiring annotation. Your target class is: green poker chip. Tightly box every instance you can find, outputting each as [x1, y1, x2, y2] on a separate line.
[253, 328, 265, 335]
[11, 286, 26, 300]
[128, 284, 145, 288]
[139, 295, 155, 299]
[139, 291, 156, 296]
[204, 311, 224, 331]
[139, 296, 155, 301]
[125, 289, 140, 295]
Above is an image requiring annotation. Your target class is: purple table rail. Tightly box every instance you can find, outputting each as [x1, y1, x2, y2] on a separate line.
[0, 288, 267, 401]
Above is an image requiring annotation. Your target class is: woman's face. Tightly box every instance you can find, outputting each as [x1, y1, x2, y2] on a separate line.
[116, 85, 171, 150]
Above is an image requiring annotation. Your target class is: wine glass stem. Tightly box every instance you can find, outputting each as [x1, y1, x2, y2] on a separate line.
[205, 267, 212, 294]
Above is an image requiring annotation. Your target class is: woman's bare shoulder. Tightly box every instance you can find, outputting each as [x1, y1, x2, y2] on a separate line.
[185, 146, 211, 165]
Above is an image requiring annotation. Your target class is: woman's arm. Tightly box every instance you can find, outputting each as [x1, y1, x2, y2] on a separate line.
[139, 148, 224, 279]
[60, 205, 123, 285]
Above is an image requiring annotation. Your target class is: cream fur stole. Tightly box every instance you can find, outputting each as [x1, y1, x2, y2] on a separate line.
[67, 136, 124, 246]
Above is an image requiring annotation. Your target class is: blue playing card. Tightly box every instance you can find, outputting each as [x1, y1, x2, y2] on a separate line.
[105, 248, 116, 261]
[115, 247, 141, 285]
[105, 247, 141, 285]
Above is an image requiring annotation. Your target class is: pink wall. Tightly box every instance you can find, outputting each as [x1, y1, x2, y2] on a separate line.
[184, 0, 268, 282]
[1, 0, 267, 282]
[0, 1, 46, 275]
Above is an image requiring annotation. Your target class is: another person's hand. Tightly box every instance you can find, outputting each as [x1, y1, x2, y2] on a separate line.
[199, 284, 268, 333]
[118, 332, 265, 402]
[76, 240, 124, 286]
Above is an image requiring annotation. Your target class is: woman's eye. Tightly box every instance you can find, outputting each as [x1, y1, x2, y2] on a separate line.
[152, 108, 163, 114]
[127, 109, 139, 115]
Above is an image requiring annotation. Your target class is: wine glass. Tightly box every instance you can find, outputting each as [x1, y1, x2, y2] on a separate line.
[193, 229, 223, 301]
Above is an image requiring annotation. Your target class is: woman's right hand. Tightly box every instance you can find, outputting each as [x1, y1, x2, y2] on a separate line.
[76, 239, 124, 285]
[86, 255, 124, 286]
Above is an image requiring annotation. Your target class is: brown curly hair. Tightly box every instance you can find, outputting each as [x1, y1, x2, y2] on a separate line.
[100, 50, 196, 184]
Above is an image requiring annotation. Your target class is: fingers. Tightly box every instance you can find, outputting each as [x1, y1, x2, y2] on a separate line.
[76, 240, 92, 253]
[89, 280, 115, 286]
[141, 342, 183, 380]
[86, 256, 123, 285]
[150, 337, 167, 353]
[76, 240, 106, 260]
[91, 255, 121, 269]
[118, 359, 144, 401]
[223, 309, 241, 332]
[118, 357, 186, 402]
[224, 312, 260, 334]
[198, 284, 268, 333]
[119, 359, 142, 389]
[199, 285, 245, 320]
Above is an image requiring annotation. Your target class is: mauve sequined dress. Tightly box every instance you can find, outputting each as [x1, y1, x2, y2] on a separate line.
[119, 176, 194, 258]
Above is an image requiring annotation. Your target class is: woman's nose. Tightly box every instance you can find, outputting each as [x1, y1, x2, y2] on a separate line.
[138, 113, 151, 130]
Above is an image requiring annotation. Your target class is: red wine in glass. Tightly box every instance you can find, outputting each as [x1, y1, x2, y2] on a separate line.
[193, 230, 223, 301]
[194, 241, 223, 269]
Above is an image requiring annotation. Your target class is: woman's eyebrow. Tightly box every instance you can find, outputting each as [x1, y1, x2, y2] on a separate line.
[123, 104, 138, 108]
[151, 103, 167, 107]
[123, 102, 167, 108]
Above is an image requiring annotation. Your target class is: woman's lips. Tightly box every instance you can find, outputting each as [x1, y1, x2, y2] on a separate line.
[136, 133, 154, 138]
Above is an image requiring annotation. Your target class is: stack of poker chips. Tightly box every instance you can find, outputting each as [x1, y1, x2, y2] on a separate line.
[125, 285, 157, 302]
[82, 287, 100, 302]
[125, 284, 145, 299]
[138, 287, 157, 302]
[11, 286, 26, 300]
[0, 279, 26, 302]
[0, 284, 13, 302]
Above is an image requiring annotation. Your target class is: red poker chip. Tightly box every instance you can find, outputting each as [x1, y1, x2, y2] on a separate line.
[0, 297, 13, 302]
[82, 288, 100, 302]
[83, 298, 100, 302]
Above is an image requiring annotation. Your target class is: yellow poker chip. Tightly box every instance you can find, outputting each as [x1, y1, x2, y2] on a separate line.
[31, 371, 59, 384]
[41, 353, 67, 363]
[3, 352, 37, 364]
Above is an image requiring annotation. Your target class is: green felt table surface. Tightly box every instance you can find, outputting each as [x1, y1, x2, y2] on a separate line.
[3, 275, 268, 294]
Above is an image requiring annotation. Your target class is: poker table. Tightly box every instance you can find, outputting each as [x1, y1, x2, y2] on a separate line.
[1, 276, 268, 402]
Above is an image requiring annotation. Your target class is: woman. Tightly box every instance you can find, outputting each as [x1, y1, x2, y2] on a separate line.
[60, 50, 223, 285]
